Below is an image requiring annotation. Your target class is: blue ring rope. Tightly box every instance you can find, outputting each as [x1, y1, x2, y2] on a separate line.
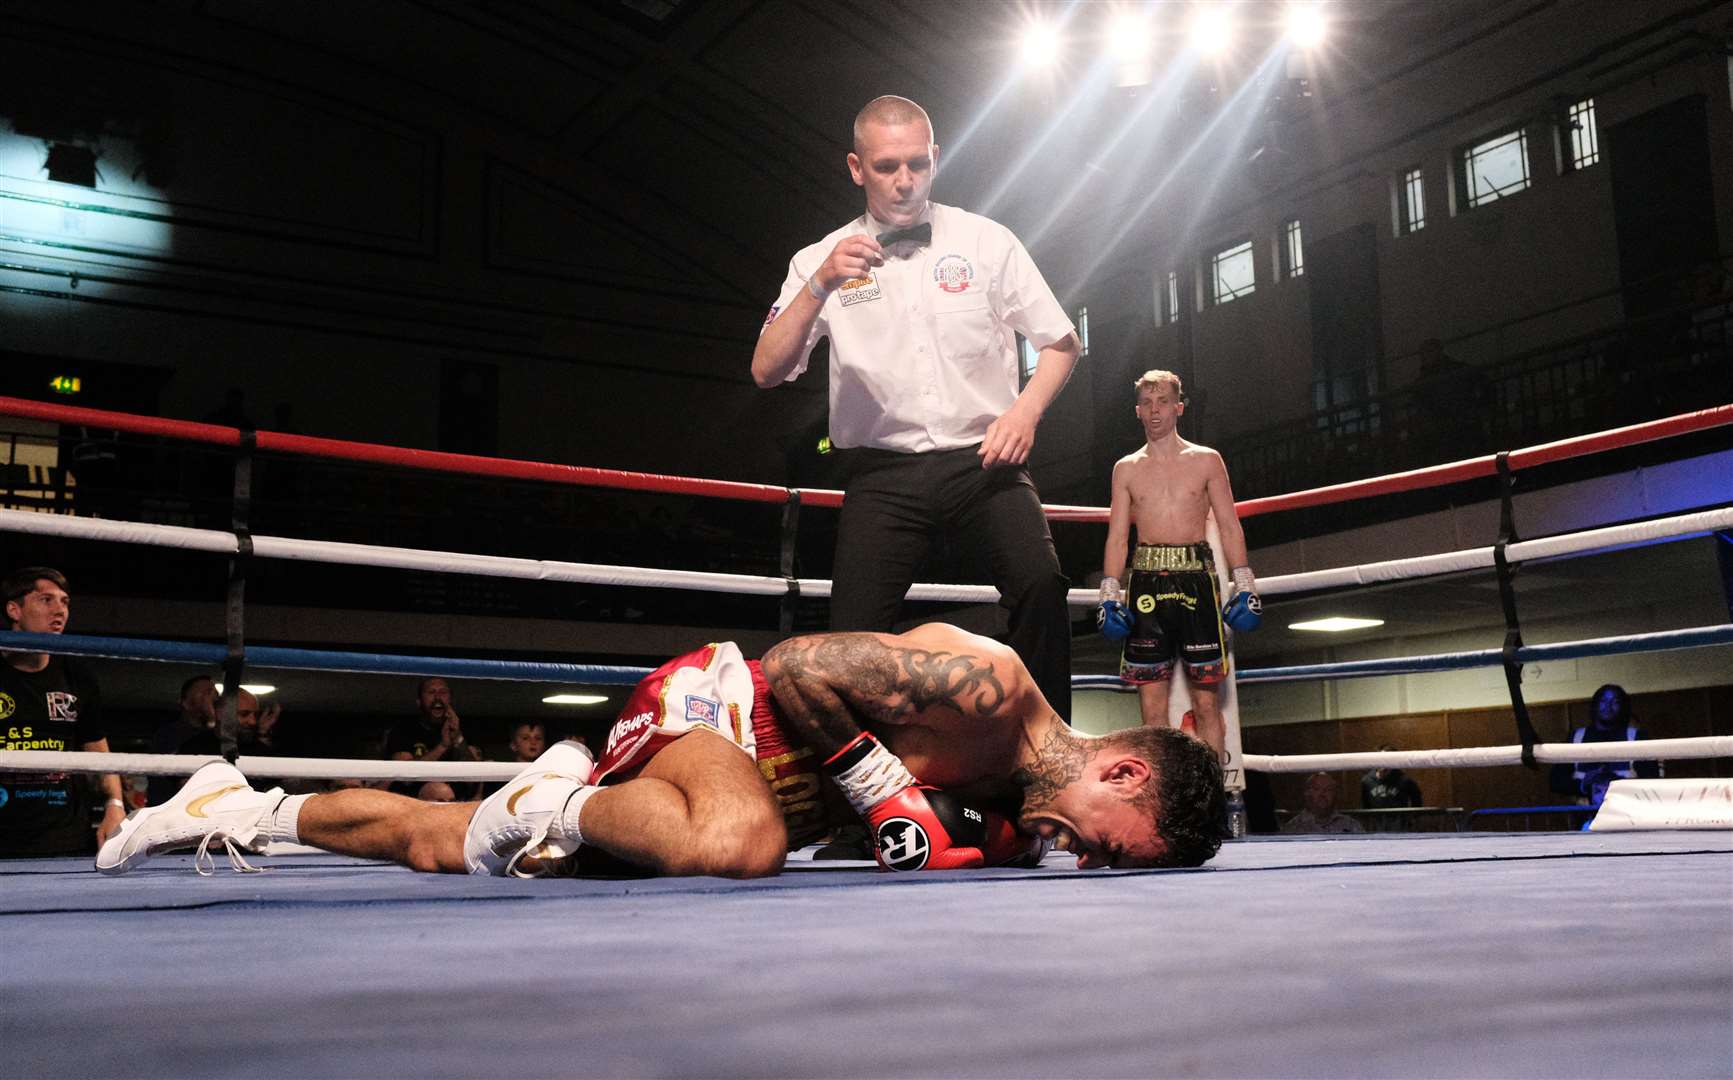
[0, 631, 655, 684]
[5, 623, 1731, 690]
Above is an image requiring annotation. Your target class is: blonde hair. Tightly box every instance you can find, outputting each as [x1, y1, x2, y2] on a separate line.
[1133, 369, 1184, 401]
[853, 96, 934, 153]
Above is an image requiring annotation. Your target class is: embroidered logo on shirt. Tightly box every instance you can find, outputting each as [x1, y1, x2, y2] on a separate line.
[685, 694, 722, 729]
[0, 692, 13, 722]
[45, 691, 77, 723]
[838, 272, 882, 307]
[932, 255, 975, 294]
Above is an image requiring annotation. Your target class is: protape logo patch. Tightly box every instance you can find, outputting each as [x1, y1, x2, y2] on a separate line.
[875, 817, 930, 871]
[838, 272, 882, 307]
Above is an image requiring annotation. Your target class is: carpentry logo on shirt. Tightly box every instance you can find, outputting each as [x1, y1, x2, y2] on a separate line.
[838, 272, 881, 307]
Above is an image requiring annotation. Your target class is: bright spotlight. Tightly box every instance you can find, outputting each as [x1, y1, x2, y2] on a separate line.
[1189, 4, 1236, 55]
[1109, 12, 1154, 63]
[1284, 2, 1328, 48]
[1020, 21, 1060, 67]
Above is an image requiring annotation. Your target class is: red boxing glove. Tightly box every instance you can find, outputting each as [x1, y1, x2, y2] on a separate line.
[824, 732, 1046, 872]
[866, 787, 1047, 872]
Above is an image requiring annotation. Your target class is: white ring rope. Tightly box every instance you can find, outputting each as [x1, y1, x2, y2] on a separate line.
[0, 750, 528, 782]
[6, 735, 1731, 781]
[3, 503, 1730, 607]
[1242, 736, 1733, 774]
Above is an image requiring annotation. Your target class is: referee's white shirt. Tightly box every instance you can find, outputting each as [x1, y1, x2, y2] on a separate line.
[763, 203, 1075, 453]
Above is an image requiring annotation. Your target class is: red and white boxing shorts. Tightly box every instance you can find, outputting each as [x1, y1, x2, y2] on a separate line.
[594, 642, 828, 847]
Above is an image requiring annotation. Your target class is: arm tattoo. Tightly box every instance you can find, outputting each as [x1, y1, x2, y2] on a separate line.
[1011, 719, 1086, 808]
[763, 634, 1007, 757]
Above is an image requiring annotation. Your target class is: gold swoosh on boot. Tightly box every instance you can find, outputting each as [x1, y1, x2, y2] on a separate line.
[186, 785, 246, 818]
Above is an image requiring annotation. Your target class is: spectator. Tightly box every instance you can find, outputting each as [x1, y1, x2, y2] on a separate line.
[0, 567, 124, 856]
[751, 94, 1081, 722]
[1361, 747, 1423, 809]
[384, 677, 481, 799]
[1280, 771, 1365, 835]
[478, 720, 550, 799]
[418, 781, 459, 803]
[506, 721, 547, 764]
[1550, 684, 1660, 807]
[148, 678, 281, 804]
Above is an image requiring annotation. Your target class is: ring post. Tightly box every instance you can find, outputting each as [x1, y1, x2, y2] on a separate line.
[1492, 451, 1539, 767]
[219, 428, 255, 763]
[779, 489, 801, 635]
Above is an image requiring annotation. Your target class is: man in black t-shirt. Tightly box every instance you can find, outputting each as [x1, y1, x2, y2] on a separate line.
[0, 567, 124, 856]
[1361, 746, 1423, 810]
[384, 677, 481, 799]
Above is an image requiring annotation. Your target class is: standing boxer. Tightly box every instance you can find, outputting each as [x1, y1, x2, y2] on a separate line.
[1096, 371, 1260, 759]
[751, 95, 1081, 724]
[99, 623, 1225, 878]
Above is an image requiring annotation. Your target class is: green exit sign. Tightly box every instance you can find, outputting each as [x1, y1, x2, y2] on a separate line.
[49, 375, 81, 395]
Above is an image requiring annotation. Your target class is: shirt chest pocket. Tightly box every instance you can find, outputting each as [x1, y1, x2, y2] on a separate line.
[930, 291, 995, 363]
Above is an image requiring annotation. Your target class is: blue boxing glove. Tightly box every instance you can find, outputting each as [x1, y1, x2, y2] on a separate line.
[1222, 565, 1262, 632]
[1096, 576, 1132, 642]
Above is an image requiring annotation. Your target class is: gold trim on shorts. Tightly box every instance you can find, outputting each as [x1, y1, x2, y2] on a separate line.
[1128, 542, 1214, 573]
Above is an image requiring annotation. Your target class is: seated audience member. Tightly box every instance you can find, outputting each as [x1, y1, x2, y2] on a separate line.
[418, 782, 459, 803]
[1361, 748, 1423, 810]
[1281, 771, 1365, 835]
[385, 677, 481, 798]
[506, 721, 546, 764]
[1549, 684, 1660, 807]
[0, 566, 124, 855]
[149, 679, 280, 803]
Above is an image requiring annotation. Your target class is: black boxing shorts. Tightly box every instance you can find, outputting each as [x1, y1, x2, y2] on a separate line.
[1119, 543, 1227, 686]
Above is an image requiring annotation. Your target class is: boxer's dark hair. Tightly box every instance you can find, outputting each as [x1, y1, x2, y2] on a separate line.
[1113, 724, 1225, 867]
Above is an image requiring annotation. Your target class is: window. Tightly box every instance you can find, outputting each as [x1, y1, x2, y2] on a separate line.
[1281, 219, 1304, 278]
[1166, 271, 1180, 322]
[1076, 306, 1090, 356]
[1566, 97, 1599, 169]
[1458, 127, 1530, 209]
[1399, 167, 1426, 234]
[1210, 240, 1255, 304]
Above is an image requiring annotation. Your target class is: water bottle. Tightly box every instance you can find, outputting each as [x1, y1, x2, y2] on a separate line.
[1225, 789, 1247, 839]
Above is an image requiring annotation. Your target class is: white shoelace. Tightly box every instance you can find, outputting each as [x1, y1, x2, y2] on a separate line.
[193, 831, 263, 876]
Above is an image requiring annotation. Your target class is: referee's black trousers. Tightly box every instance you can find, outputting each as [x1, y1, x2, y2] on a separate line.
[829, 445, 1073, 722]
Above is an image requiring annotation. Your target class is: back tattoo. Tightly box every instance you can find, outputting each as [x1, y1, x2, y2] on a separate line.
[764, 634, 1008, 752]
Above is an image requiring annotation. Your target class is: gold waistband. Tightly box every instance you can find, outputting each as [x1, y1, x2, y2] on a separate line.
[1129, 543, 1213, 572]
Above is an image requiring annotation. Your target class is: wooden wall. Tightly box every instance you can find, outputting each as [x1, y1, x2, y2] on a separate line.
[1243, 685, 1733, 816]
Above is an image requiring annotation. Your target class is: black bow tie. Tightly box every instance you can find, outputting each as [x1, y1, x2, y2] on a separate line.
[877, 222, 931, 247]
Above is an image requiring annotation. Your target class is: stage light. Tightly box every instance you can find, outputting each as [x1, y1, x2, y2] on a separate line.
[1020, 20, 1060, 67]
[1109, 10, 1155, 64]
[543, 693, 609, 706]
[1284, 2, 1328, 48]
[1189, 3, 1236, 54]
[213, 683, 277, 695]
[1289, 617, 1384, 633]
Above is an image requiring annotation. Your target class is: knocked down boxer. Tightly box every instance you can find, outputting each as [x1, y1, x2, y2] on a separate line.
[97, 623, 1226, 878]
